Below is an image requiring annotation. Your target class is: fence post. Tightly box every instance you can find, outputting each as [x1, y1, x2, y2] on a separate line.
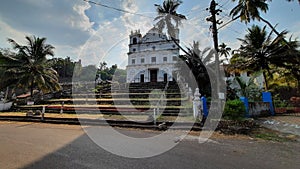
[240, 97, 249, 118]
[41, 105, 45, 121]
[60, 101, 64, 114]
[262, 92, 275, 116]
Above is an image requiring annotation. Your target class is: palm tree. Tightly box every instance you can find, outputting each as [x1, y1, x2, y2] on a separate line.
[232, 75, 262, 101]
[154, 0, 186, 38]
[177, 41, 214, 95]
[0, 36, 61, 97]
[219, 43, 231, 61]
[230, 25, 299, 90]
[154, 0, 191, 56]
[230, 0, 283, 37]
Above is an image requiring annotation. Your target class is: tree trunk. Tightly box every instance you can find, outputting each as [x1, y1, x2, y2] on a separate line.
[170, 37, 191, 57]
[262, 71, 269, 91]
[30, 78, 34, 98]
[259, 16, 281, 36]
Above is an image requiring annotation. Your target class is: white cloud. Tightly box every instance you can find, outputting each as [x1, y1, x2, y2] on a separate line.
[191, 5, 201, 11]
[0, 20, 28, 48]
[78, 0, 155, 67]
[289, 21, 300, 39]
[70, 2, 95, 34]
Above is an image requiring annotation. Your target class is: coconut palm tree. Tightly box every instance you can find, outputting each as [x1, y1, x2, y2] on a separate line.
[230, 0, 283, 37]
[177, 41, 215, 95]
[230, 25, 299, 90]
[154, 0, 186, 38]
[0, 36, 61, 97]
[219, 43, 231, 61]
[154, 0, 191, 56]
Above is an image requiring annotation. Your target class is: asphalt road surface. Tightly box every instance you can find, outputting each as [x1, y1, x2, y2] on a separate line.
[0, 121, 299, 169]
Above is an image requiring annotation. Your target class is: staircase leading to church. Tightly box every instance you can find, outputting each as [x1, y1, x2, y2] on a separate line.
[15, 81, 191, 116]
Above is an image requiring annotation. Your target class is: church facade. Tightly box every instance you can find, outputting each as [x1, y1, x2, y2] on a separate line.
[126, 27, 180, 83]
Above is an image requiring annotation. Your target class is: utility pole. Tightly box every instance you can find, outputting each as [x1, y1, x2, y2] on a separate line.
[206, 0, 222, 52]
[206, 0, 223, 100]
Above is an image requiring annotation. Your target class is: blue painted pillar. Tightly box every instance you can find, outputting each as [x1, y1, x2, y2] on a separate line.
[201, 96, 208, 118]
[262, 92, 275, 116]
[240, 97, 249, 117]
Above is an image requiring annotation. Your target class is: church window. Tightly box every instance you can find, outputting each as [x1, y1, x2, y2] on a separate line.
[141, 58, 145, 64]
[132, 59, 136, 64]
[152, 46, 156, 50]
[132, 38, 137, 44]
[173, 56, 178, 61]
[163, 57, 167, 62]
[132, 48, 136, 52]
[151, 57, 156, 63]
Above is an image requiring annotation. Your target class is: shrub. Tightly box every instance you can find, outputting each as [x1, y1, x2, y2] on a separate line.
[223, 99, 246, 120]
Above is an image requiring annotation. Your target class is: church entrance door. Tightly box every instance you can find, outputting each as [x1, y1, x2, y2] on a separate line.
[150, 69, 158, 82]
[140, 74, 144, 83]
[164, 73, 168, 83]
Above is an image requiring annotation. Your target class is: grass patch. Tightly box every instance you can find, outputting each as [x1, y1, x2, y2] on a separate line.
[254, 133, 289, 142]
[251, 127, 296, 142]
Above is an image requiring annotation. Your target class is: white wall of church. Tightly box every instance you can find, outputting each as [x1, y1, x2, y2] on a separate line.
[126, 28, 180, 83]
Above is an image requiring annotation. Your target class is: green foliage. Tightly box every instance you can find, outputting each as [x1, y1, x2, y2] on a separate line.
[176, 41, 212, 96]
[48, 57, 79, 82]
[223, 99, 246, 120]
[230, 25, 300, 90]
[0, 36, 61, 96]
[154, 0, 186, 38]
[273, 100, 291, 108]
[232, 75, 263, 101]
[96, 62, 126, 83]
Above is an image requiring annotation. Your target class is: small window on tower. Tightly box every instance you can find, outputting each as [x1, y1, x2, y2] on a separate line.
[132, 48, 136, 52]
[151, 57, 156, 63]
[132, 38, 137, 44]
[132, 59, 136, 65]
[141, 58, 145, 64]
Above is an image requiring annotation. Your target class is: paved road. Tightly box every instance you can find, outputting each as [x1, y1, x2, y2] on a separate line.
[0, 121, 299, 169]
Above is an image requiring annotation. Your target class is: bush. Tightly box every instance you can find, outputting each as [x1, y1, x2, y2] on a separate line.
[223, 99, 246, 120]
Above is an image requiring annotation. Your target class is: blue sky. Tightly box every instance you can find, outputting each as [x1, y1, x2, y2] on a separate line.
[0, 0, 299, 68]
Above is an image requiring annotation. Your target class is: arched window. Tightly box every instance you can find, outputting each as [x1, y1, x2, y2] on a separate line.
[132, 38, 137, 44]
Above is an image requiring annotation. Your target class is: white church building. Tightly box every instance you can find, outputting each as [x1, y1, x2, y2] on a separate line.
[126, 27, 180, 83]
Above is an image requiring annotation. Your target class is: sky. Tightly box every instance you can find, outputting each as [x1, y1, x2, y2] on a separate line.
[0, 0, 299, 68]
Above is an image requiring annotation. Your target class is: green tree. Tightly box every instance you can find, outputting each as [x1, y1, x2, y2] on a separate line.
[0, 36, 61, 96]
[154, 0, 191, 56]
[219, 43, 231, 61]
[154, 0, 186, 38]
[177, 41, 214, 95]
[230, 25, 299, 90]
[230, 0, 284, 37]
[232, 75, 262, 101]
[49, 56, 76, 82]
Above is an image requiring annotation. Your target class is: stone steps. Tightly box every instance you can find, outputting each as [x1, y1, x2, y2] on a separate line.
[16, 82, 191, 116]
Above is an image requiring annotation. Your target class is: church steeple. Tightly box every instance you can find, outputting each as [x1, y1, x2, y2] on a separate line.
[129, 30, 142, 45]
